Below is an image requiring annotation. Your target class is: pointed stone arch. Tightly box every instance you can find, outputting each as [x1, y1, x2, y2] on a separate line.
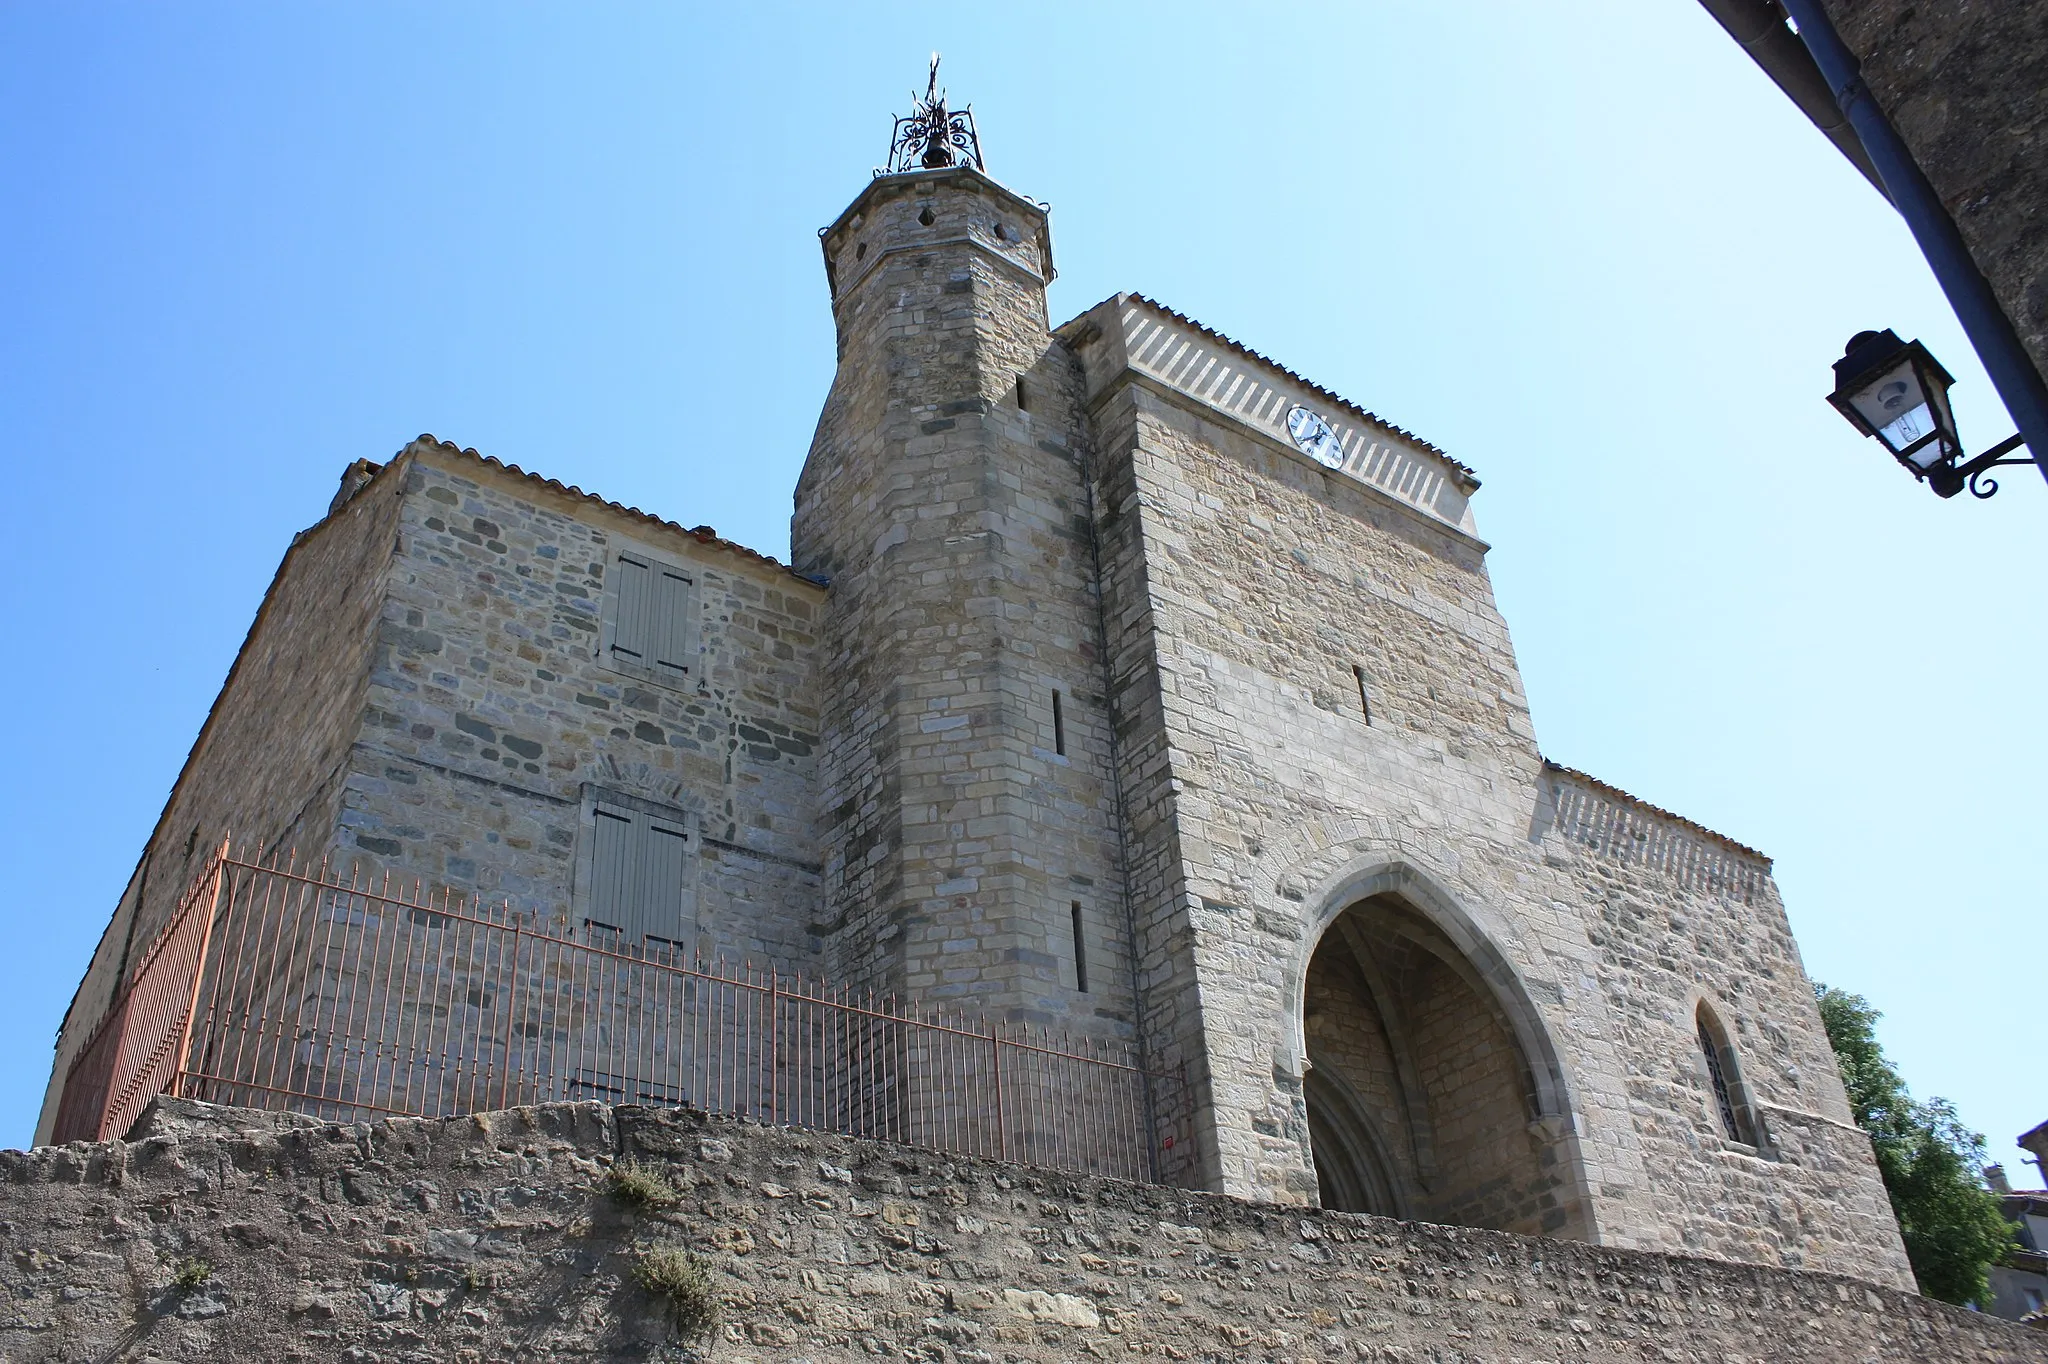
[1287, 853, 1597, 1241]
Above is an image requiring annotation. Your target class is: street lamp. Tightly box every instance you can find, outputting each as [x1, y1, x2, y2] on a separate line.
[1828, 329, 2030, 499]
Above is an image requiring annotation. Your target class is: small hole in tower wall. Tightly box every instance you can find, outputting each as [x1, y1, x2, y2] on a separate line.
[855, 242, 867, 260]
[917, 206, 936, 227]
[1015, 376, 1031, 412]
[1052, 688, 1065, 754]
[1352, 665, 1372, 725]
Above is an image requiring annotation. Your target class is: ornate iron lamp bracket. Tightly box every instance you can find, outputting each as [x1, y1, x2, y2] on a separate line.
[1929, 432, 2030, 500]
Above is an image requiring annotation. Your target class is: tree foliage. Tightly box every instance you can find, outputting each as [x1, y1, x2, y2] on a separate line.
[1814, 984, 2014, 1305]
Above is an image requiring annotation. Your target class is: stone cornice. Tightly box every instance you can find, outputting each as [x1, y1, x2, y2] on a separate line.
[1092, 369, 1493, 556]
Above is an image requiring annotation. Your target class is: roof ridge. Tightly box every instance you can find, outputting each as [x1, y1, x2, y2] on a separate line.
[398, 436, 823, 586]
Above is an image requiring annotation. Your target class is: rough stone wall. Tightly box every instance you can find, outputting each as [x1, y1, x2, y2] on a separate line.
[1535, 766, 1904, 1278]
[792, 168, 1134, 1040]
[37, 467, 406, 1144]
[1819, 0, 2048, 385]
[0, 1098, 2037, 1364]
[1065, 306, 1912, 1287]
[1395, 949, 1552, 1236]
[340, 442, 826, 971]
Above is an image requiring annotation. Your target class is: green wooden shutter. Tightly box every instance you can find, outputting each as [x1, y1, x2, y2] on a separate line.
[588, 807, 634, 935]
[652, 565, 693, 678]
[638, 818, 691, 946]
[590, 804, 691, 947]
[611, 552, 653, 664]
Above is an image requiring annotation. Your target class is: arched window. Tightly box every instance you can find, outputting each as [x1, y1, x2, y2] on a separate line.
[1696, 1004, 1757, 1146]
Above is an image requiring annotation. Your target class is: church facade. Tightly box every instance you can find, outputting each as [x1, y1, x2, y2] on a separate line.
[41, 94, 1913, 1287]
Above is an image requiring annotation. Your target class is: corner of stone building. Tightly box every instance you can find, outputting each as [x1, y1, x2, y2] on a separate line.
[39, 450, 416, 1145]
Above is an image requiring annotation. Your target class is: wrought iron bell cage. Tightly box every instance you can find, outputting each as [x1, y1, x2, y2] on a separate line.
[883, 55, 984, 176]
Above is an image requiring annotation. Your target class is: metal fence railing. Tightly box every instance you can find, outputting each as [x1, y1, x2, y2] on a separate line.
[53, 844, 1186, 1184]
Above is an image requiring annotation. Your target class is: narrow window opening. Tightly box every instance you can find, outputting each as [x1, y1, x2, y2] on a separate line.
[855, 241, 868, 260]
[917, 206, 936, 227]
[1015, 375, 1031, 412]
[1352, 665, 1372, 725]
[1051, 689, 1066, 755]
[1698, 1014, 1743, 1141]
[1071, 902, 1090, 994]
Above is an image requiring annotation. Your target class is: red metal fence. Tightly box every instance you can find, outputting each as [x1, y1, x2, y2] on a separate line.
[55, 846, 1185, 1184]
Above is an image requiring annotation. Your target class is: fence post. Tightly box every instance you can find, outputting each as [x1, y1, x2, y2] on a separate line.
[165, 836, 232, 1119]
[767, 968, 779, 1126]
[990, 1019, 1007, 1162]
[498, 919, 521, 1111]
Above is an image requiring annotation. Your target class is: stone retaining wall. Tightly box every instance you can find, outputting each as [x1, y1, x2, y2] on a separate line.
[0, 1098, 2038, 1363]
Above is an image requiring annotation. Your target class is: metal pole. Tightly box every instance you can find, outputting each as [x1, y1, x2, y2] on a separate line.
[989, 1019, 1007, 1162]
[767, 968, 779, 1125]
[498, 920, 521, 1111]
[1777, 0, 2048, 484]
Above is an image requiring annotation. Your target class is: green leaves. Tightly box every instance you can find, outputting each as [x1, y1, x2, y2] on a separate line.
[1815, 984, 2015, 1305]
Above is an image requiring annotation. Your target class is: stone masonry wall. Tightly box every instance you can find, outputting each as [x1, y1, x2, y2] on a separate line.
[0, 1097, 2038, 1364]
[1819, 0, 2048, 385]
[340, 441, 826, 971]
[38, 467, 407, 1145]
[1533, 767, 1900, 1278]
[1082, 377, 1207, 1190]
[1071, 349, 1911, 1288]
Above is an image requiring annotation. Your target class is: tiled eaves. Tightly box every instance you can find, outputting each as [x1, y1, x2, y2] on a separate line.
[1542, 759, 1772, 867]
[398, 436, 826, 591]
[1081, 294, 1481, 493]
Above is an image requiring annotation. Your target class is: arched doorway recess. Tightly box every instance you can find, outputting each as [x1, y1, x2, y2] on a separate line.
[1301, 891, 1589, 1238]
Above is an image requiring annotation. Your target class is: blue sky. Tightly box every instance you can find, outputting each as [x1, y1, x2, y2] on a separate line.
[1, 4, 2038, 1171]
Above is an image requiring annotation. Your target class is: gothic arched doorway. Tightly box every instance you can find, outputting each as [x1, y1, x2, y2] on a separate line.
[1301, 892, 1588, 1238]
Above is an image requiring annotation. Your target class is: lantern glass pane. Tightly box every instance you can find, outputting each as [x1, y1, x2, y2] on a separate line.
[1846, 358, 1934, 455]
[1883, 402, 1940, 464]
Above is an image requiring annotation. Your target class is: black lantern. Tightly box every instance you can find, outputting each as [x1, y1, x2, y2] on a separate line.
[1827, 330, 2029, 499]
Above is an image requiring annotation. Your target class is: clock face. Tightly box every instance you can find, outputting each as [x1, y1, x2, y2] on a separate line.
[1286, 404, 1346, 469]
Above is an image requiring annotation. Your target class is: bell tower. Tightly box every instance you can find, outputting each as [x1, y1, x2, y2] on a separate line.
[793, 64, 1131, 1039]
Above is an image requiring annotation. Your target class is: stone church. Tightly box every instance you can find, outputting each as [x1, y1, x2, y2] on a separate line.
[40, 78, 1913, 1288]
